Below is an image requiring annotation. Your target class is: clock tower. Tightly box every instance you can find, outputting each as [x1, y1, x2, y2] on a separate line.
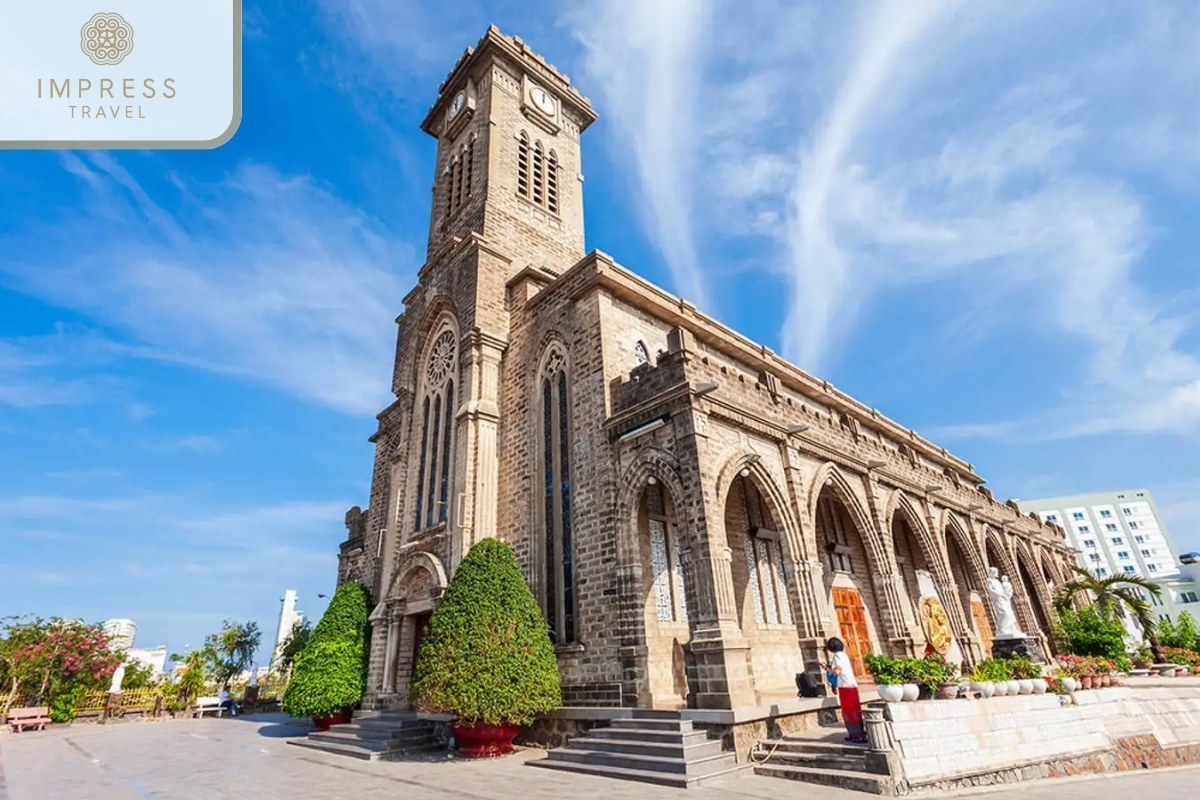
[368, 27, 598, 627]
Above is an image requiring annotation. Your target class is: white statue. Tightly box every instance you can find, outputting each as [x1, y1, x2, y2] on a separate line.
[250, 667, 259, 688]
[986, 566, 1023, 637]
[108, 662, 127, 694]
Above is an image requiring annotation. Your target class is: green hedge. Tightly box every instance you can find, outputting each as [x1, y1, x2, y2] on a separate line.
[282, 581, 371, 719]
[409, 538, 560, 726]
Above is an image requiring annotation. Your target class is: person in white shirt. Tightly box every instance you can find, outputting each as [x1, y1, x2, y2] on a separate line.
[819, 637, 866, 743]
[217, 686, 238, 717]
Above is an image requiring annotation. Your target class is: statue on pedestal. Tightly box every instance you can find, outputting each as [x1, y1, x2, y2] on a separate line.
[986, 566, 1023, 638]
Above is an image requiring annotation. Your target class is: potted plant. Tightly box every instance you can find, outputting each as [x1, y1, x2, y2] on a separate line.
[968, 663, 995, 698]
[919, 654, 960, 700]
[896, 658, 921, 701]
[410, 538, 561, 758]
[1055, 656, 1081, 693]
[282, 581, 371, 731]
[1008, 657, 1042, 695]
[865, 654, 904, 703]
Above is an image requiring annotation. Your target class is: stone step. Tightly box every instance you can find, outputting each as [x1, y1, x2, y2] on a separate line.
[546, 748, 736, 778]
[589, 727, 709, 745]
[753, 763, 891, 794]
[752, 748, 869, 773]
[307, 732, 394, 751]
[327, 723, 434, 741]
[757, 738, 868, 758]
[288, 737, 381, 761]
[288, 735, 441, 762]
[564, 736, 724, 760]
[530, 757, 745, 788]
[628, 709, 685, 720]
[349, 718, 435, 732]
[608, 718, 693, 732]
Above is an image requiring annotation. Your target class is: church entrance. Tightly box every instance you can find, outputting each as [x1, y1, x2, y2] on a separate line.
[411, 612, 432, 665]
[832, 587, 873, 682]
[637, 481, 691, 709]
[970, 598, 994, 656]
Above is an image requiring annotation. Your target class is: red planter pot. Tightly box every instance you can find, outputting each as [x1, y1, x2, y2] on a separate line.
[452, 722, 521, 758]
[312, 709, 352, 732]
[1081, 676, 1094, 690]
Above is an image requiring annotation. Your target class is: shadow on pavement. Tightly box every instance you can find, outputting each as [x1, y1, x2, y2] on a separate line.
[224, 712, 311, 738]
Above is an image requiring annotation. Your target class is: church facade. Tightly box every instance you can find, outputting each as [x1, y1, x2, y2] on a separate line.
[335, 27, 1077, 713]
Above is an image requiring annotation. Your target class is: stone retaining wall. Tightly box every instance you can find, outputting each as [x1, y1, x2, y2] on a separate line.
[874, 684, 1200, 794]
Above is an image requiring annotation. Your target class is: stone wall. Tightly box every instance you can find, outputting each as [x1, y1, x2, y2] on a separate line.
[875, 683, 1200, 794]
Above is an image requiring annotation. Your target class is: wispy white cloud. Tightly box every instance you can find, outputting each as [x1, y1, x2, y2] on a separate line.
[569, 0, 1200, 439]
[570, 0, 717, 311]
[1, 156, 415, 416]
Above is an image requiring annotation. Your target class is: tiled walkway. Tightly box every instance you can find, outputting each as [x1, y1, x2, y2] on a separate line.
[0, 714, 1196, 799]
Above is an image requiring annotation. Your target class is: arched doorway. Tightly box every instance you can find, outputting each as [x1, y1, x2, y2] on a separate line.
[891, 513, 931, 646]
[1017, 558, 1053, 641]
[725, 473, 800, 701]
[814, 487, 884, 681]
[635, 479, 691, 708]
[946, 527, 993, 658]
[986, 535, 1036, 636]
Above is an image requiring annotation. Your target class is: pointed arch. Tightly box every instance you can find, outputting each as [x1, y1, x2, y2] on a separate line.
[411, 312, 460, 533]
[517, 131, 531, 199]
[536, 337, 575, 645]
[984, 528, 1040, 637]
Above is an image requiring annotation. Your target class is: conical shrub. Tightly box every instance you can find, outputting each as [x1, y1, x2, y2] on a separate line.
[282, 581, 371, 719]
[410, 538, 561, 726]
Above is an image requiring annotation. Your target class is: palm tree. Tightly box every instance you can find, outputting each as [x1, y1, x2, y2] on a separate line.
[1055, 566, 1164, 662]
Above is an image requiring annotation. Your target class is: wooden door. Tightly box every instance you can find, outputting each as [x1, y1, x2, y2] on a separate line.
[832, 588, 873, 682]
[970, 600, 994, 656]
[411, 613, 432, 663]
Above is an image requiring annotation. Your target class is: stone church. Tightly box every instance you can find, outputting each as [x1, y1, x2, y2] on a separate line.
[336, 26, 1077, 713]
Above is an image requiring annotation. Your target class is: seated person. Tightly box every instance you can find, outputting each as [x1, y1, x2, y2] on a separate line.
[217, 686, 238, 717]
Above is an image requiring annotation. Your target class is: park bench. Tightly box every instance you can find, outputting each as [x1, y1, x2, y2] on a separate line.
[7, 706, 51, 732]
[192, 697, 226, 718]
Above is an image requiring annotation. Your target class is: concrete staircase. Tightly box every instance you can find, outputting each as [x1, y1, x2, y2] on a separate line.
[751, 726, 891, 794]
[288, 711, 441, 761]
[529, 710, 742, 788]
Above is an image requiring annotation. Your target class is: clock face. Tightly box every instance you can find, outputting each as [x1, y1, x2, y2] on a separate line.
[449, 92, 465, 119]
[530, 86, 555, 115]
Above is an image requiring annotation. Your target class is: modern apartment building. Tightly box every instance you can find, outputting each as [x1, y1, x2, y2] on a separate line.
[1017, 490, 1181, 581]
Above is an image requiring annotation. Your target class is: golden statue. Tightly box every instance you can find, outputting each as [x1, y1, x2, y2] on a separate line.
[920, 596, 953, 655]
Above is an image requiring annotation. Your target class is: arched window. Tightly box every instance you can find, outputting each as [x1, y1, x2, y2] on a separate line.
[546, 150, 559, 214]
[414, 326, 457, 531]
[465, 134, 475, 199]
[532, 142, 546, 206]
[517, 132, 531, 199]
[644, 481, 688, 622]
[541, 347, 575, 644]
[453, 145, 466, 211]
[736, 476, 791, 625]
[634, 341, 649, 366]
[443, 156, 455, 221]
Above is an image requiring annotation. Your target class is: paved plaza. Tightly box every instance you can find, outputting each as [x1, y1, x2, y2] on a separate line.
[1, 714, 1197, 799]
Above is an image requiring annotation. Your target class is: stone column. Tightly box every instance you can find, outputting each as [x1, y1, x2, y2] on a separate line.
[780, 443, 836, 665]
[862, 479, 917, 654]
[673, 406, 755, 710]
[454, 331, 506, 570]
[380, 615, 400, 695]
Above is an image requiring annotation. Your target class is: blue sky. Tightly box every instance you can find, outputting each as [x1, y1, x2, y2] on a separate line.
[2, 0, 1199, 662]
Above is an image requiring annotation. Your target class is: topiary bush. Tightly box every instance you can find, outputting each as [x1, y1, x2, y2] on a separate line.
[409, 538, 560, 727]
[282, 581, 371, 720]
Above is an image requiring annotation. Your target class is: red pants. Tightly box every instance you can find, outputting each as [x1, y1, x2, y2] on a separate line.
[839, 686, 866, 742]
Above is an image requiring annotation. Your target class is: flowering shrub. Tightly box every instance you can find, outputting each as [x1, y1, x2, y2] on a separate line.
[1, 617, 121, 721]
[1161, 647, 1200, 672]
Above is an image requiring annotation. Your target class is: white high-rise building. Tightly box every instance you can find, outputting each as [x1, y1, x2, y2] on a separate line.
[103, 619, 138, 651]
[272, 589, 303, 663]
[1017, 489, 1181, 581]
